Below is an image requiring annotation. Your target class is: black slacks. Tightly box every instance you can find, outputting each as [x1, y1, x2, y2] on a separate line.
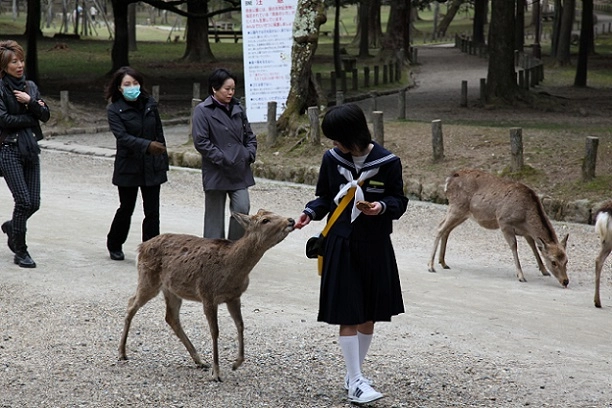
[107, 185, 160, 252]
[0, 144, 40, 235]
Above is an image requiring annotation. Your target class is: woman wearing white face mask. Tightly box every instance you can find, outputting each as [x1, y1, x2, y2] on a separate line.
[104, 66, 169, 261]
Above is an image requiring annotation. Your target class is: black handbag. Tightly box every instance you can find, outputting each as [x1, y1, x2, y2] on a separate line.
[305, 234, 325, 259]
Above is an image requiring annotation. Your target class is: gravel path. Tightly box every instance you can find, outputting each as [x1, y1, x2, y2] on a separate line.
[1, 149, 612, 408]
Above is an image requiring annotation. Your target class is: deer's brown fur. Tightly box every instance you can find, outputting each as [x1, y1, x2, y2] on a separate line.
[118, 209, 295, 381]
[594, 201, 612, 308]
[428, 169, 569, 287]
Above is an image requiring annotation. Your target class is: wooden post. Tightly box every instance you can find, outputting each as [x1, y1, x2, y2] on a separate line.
[460, 80, 468, 107]
[336, 90, 345, 105]
[351, 68, 358, 91]
[188, 98, 202, 143]
[397, 88, 406, 120]
[383, 64, 388, 84]
[192, 82, 200, 100]
[432, 119, 444, 162]
[266, 101, 277, 147]
[479, 78, 486, 104]
[370, 92, 378, 112]
[372, 111, 384, 146]
[60, 90, 69, 118]
[582, 136, 599, 181]
[518, 70, 525, 88]
[308, 106, 320, 145]
[363, 67, 370, 88]
[509, 127, 524, 172]
[152, 85, 160, 102]
[374, 65, 379, 86]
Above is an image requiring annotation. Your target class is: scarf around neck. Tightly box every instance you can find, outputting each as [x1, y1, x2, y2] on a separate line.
[3, 74, 26, 92]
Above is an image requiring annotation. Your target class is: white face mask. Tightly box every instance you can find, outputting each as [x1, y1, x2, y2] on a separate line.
[122, 85, 141, 101]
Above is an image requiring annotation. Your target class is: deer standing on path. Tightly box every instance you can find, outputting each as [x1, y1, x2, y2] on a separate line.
[428, 169, 569, 287]
[594, 201, 612, 308]
[118, 209, 295, 381]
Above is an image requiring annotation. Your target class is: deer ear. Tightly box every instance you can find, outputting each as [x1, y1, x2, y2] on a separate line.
[231, 212, 251, 229]
[536, 237, 547, 252]
[560, 233, 569, 248]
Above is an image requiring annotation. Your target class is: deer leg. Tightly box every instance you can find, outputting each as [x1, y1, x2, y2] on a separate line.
[595, 246, 611, 308]
[524, 236, 550, 276]
[428, 213, 469, 272]
[162, 289, 208, 368]
[501, 229, 526, 282]
[118, 278, 161, 360]
[226, 298, 245, 371]
[203, 302, 222, 382]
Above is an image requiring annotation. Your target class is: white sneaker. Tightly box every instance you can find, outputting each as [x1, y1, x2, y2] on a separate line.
[348, 378, 383, 404]
[344, 374, 373, 390]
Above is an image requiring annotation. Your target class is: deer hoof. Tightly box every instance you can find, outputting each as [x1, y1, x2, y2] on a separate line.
[232, 358, 244, 371]
[427, 266, 436, 273]
[518, 277, 527, 283]
[196, 362, 211, 370]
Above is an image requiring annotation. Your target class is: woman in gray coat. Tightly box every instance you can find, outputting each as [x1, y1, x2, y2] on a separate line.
[105, 66, 169, 260]
[192, 68, 257, 240]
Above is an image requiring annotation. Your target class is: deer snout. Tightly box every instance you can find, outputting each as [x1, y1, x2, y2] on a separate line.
[287, 218, 295, 231]
[562, 278, 569, 288]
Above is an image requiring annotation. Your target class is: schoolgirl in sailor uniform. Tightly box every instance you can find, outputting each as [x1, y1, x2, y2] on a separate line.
[294, 103, 408, 404]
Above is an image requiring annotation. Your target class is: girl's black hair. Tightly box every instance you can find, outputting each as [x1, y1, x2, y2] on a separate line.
[104, 66, 149, 102]
[321, 103, 372, 151]
[207, 68, 237, 95]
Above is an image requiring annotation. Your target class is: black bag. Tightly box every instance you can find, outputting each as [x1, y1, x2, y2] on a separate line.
[305, 234, 325, 259]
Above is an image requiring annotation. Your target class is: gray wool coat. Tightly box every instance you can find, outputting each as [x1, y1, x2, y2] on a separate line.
[192, 96, 257, 191]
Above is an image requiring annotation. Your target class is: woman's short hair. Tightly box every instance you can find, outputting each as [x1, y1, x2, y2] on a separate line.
[104, 66, 149, 102]
[207, 68, 237, 95]
[0, 40, 25, 78]
[321, 103, 372, 151]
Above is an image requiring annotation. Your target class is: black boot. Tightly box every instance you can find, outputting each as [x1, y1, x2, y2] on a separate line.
[1, 220, 15, 253]
[12, 232, 36, 268]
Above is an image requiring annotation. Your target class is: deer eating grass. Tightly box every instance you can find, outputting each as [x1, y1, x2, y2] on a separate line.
[594, 201, 612, 308]
[428, 169, 569, 287]
[118, 209, 295, 381]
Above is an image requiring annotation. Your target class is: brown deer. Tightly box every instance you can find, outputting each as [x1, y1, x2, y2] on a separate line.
[119, 209, 295, 381]
[428, 169, 569, 287]
[594, 201, 612, 308]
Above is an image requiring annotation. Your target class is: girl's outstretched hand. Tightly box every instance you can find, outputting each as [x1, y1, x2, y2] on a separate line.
[294, 213, 311, 229]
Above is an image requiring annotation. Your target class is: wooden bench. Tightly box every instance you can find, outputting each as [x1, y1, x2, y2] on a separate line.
[208, 30, 242, 43]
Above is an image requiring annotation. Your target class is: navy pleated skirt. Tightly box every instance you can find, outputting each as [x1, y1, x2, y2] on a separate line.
[317, 233, 405, 325]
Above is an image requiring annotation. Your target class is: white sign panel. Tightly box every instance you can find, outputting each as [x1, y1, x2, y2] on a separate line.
[241, 0, 298, 123]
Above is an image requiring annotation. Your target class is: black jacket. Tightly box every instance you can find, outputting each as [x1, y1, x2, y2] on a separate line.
[107, 95, 169, 187]
[0, 78, 50, 142]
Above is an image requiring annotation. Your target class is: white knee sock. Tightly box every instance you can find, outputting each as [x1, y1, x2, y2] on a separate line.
[339, 334, 361, 385]
[358, 332, 373, 367]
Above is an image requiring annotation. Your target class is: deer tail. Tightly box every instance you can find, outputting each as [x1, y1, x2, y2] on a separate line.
[595, 212, 612, 245]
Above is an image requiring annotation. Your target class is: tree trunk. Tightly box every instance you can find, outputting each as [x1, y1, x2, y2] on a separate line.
[515, 0, 525, 53]
[574, 0, 593, 86]
[110, 0, 131, 73]
[182, 0, 216, 62]
[486, 0, 519, 102]
[25, 0, 41, 85]
[550, 0, 563, 56]
[380, 0, 409, 56]
[276, 0, 327, 133]
[357, 0, 371, 58]
[437, 0, 463, 38]
[472, 0, 487, 44]
[556, 0, 575, 65]
[368, 0, 382, 47]
[128, 3, 137, 51]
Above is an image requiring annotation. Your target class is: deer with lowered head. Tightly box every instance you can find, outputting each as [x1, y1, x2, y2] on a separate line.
[594, 200, 612, 308]
[119, 209, 295, 381]
[428, 169, 569, 287]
